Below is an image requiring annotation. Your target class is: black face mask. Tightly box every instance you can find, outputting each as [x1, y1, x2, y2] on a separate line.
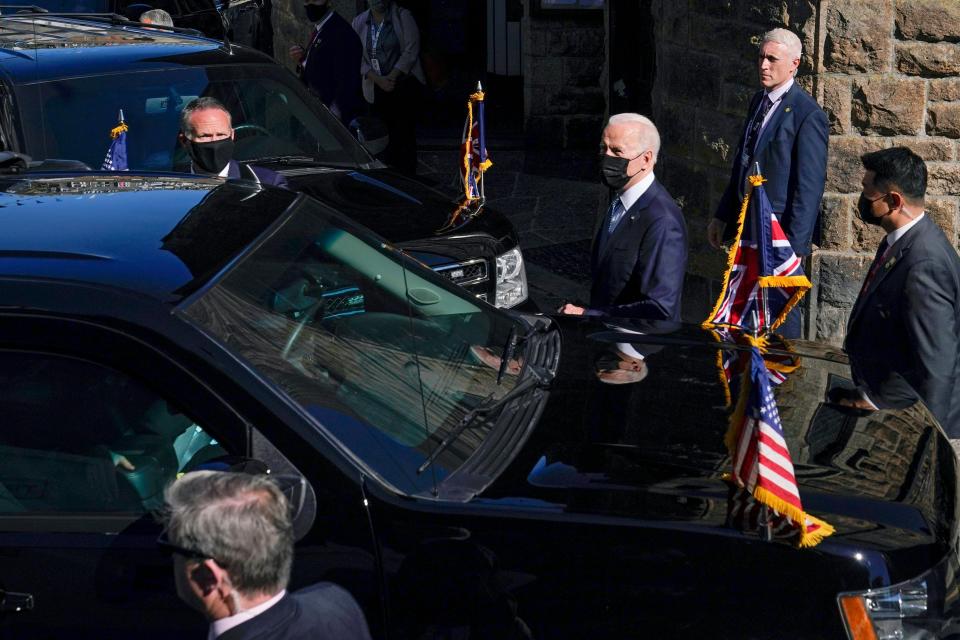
[303, 3, 328, 22]
[856, 192, 885, 226]
[600, 153, 641, 190]
[188, 138, 234, 175]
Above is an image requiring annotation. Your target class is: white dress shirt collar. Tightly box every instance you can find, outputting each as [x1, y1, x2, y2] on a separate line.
[617, 171, 656, 212]
[765, 76, 794, 103]
[885, 211, 925, 247]
[208, 590, 286, 640]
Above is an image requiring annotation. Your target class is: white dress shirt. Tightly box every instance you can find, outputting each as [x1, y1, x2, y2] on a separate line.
[758, 77, 794, 138]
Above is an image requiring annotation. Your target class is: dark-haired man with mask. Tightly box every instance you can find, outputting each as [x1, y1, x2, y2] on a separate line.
[288, 0, 362, 125]
[178, 97, 288, 188]
[839, 146, 960, 442]
[559, 113, 687, 321]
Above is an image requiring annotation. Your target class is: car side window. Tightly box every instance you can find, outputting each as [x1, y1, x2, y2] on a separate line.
[0, 351, 229, 514]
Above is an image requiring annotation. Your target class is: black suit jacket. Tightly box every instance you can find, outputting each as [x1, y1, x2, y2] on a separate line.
[218, 584, 371, 640]
[588, 178, 688, 321]
[844, 215, 960, 437]
[715, 82, 829, 256]
[299, 11, 363, 126]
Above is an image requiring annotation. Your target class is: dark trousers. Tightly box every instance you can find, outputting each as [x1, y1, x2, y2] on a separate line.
[371, 76, 422, 176]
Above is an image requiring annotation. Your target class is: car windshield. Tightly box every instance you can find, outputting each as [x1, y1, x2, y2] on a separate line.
[3, 0, 111, 10]
[17, 63, 370, 170]
[179, 196, 524, 496]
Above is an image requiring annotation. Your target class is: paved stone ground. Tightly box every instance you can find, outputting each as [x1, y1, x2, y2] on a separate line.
[416, 143, 607, 312]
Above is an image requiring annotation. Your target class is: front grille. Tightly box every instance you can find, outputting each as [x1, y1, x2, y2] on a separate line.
[432, 258, 488, 287]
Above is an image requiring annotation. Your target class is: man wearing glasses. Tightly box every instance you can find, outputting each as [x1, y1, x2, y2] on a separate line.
[159, 470, 371, 639]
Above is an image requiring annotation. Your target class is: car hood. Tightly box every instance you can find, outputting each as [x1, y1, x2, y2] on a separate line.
[284, 168, 518, 261]
[481, 317, 958, 569]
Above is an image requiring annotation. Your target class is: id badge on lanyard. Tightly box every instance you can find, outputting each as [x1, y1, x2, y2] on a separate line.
[370, 21, 383, 75]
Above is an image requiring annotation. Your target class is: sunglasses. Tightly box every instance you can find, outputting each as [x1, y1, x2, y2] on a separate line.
[156, 529, 217, 563]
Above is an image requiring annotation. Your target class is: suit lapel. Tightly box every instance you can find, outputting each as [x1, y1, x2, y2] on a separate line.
[848, 216, 928, 327]
[595, 180, 661, 268]
[752, 83, 799, 161]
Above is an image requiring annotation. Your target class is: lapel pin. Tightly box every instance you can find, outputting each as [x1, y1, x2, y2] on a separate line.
[784, 107, 792, 113]
[884, 256, 897, 270]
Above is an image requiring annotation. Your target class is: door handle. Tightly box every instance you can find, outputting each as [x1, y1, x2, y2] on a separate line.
[0, 589, 34, 613]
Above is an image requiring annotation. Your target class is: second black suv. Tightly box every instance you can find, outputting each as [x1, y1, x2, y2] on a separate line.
[0, 14, 530, 309]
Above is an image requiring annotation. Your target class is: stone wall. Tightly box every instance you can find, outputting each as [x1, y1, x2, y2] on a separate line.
[521, 7, 606, 149]
[651, 0, 960, 344]
[815, 0, 960, 342]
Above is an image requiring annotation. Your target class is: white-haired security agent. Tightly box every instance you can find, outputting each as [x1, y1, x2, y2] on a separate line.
[707, 27, 829, 338]
[160, 470, 371, 640]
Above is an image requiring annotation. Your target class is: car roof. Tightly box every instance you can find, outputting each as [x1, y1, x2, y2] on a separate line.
[0, 173, 299, 301]
[0, 15, 271, 82]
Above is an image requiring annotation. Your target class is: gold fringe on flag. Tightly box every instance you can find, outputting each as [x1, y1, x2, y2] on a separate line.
[110, 122, 128, 139]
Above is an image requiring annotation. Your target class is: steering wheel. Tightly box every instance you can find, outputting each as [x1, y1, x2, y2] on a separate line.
[234, 123, 271, 139]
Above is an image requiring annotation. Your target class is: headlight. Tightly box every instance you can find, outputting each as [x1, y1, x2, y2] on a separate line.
[495, 247, 527, 308]
[838, 551, 957, 639]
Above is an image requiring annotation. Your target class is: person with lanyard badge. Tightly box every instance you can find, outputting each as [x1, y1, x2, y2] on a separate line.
[352, 0, 426, 175]
[288, 0, 362, 126]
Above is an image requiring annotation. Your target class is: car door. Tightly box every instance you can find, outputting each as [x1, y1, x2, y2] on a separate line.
[0, 313, 380, 638]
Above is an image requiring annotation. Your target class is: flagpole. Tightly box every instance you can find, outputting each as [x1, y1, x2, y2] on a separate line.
[752, 162, 768, 335]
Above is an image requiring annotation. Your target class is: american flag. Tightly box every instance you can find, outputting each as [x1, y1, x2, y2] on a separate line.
[705, 174, 810, 333]
[459, 86, 492, 201]
[726, 346, 833, 547]
[101, 110, 129, 172]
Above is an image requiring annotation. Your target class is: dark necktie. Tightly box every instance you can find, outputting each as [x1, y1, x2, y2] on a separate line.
[858, 238, 891, 297]
[745, 95, 774, 156]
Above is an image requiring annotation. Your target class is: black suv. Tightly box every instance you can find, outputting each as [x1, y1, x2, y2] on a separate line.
[0, 14, 530, 309]
[0, 0, 270, 51]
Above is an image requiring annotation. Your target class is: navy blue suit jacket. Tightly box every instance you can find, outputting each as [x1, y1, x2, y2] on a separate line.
[226, 160, 289, 189]
[715, 82, 829, 256]
[588, 179, 688, 321]
[299, 12, 363, 126]
[844, 215, 960, 438]
[218, 584, 372, 640]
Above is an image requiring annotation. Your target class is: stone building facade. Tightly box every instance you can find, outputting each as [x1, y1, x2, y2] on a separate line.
[651, 0, 960, 344]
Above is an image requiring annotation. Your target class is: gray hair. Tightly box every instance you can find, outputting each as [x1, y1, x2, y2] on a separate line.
[179, 96, 232, 137]
[161, 470, 294, 597]
[761, 28, 802, 61]
[606, 112, 661, 162]
[140, 8, 174, 26]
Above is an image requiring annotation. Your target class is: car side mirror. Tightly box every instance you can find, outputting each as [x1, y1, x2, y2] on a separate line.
[349, 116, 389, 156]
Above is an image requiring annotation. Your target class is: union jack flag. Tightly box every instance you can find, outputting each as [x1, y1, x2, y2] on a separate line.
[726, 347, 833, 547]
[459, 86, 492, 201]
[101, 109, 128, 172]
[705, 174, 810, 333]
[710, 327, 799, 406]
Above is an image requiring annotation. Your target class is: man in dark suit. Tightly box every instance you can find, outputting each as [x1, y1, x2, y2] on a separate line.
[560, 113, 687, 322]
[707, 28, 828, 337]
[839, 147, 960, 440]
[288, 0, 362, 126]
[160, 470, 371, 640]
[179, 97, 288, 188]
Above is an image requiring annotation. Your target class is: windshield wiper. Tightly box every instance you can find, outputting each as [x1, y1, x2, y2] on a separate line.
[416, 364, 553, 475]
